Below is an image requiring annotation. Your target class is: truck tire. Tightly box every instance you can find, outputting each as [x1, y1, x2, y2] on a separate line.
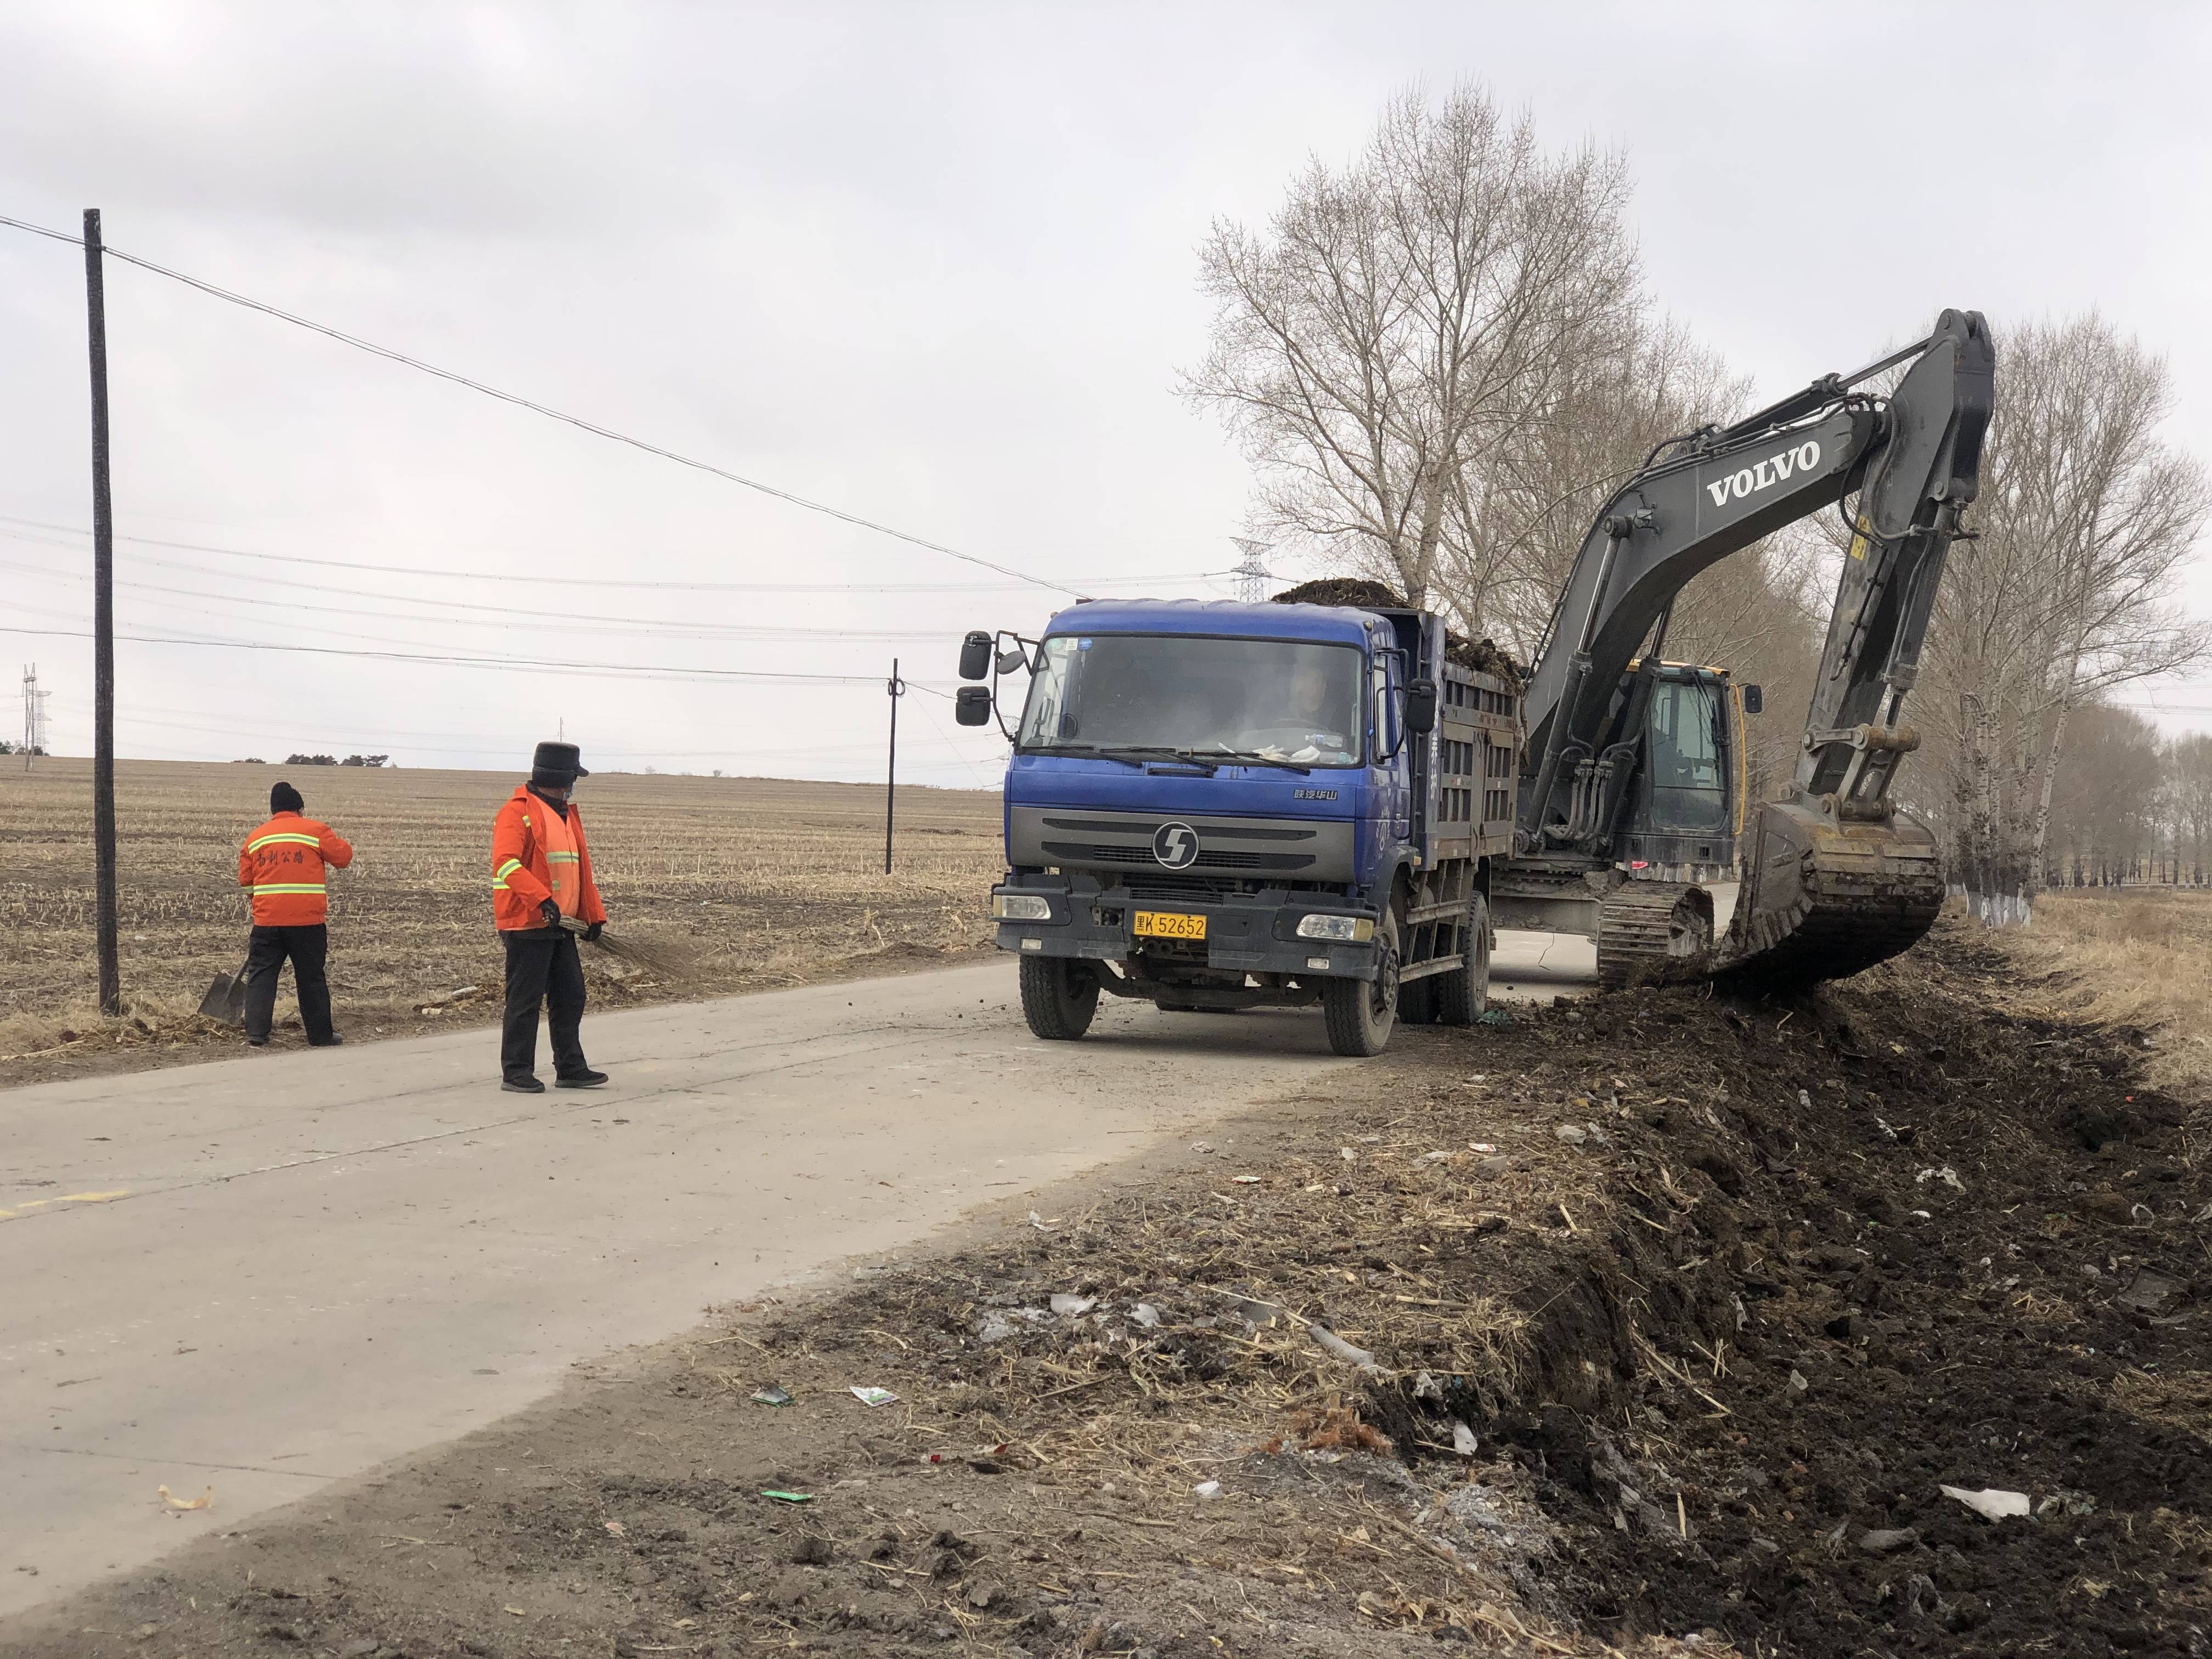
[1019, 956, 1099, 1040]
[1322, 915, 1398, 1057]
[1435, 891, 1492, 1026]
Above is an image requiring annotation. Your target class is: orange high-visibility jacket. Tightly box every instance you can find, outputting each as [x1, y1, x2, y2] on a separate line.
[237, 811, 354, 927]
[490, 785, 607, 933]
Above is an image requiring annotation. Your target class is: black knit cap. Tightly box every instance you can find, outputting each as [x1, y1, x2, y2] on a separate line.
[530, 740, 589, 788]
[270, 781, 304, 814]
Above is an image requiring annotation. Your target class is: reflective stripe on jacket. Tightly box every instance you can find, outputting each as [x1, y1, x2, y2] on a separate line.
[236, 812, 354, 926]
[491, 783, 606, 933]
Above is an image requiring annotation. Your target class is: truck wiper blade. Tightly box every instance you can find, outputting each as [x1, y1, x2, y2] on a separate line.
[1020, 743, 1147, 769]
[1204, 748, 1313, 776]
[1093, 746, 1221, 772]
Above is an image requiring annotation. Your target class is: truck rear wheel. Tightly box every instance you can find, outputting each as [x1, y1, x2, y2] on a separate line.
[1019, 956, 1099, 1040]
[1435, 891, 1492, 1026]
[1322, 916, 1398, 1057]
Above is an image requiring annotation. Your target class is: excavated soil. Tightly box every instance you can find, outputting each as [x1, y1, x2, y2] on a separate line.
[7, 921, 2206, 1658]
[1268, 580, 1522, 686]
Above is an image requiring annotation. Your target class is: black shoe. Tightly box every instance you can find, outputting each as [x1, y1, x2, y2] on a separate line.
[555, 1069, 609, 1089]
[309, 1034, 345, 1048]
[502, 1074, 546, 1093]
[247, 1038, 269, 1048]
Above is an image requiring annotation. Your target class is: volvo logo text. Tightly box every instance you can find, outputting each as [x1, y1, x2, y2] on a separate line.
[1706, 439, 1821, 507]
[1152, 822, 1199, 869]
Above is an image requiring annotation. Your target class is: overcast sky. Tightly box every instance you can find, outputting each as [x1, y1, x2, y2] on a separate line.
[4, 1, 2209, 787]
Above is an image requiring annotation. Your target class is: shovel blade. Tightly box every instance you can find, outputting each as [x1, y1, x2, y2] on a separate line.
[199, 973, 247, 1025]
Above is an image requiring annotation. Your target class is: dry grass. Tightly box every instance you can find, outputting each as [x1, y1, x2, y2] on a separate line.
[2001, 888, 2212, 1099]
[0, 759, 1001, 1080]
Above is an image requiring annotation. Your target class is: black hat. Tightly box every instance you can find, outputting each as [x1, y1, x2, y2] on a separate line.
[270, 781, 304, 814]
[531, 740, 589, 788]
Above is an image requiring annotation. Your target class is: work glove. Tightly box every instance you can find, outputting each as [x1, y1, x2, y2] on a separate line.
[540, 899, 561, 928]
[584, 921, 603, 943]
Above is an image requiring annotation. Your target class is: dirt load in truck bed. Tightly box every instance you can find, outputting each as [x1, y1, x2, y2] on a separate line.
[1270, 580, 1522, 687]
[10, 918, 2206, 1658]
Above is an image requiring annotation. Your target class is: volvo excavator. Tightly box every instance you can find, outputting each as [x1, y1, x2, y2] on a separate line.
[1492, 307, 1995, 988]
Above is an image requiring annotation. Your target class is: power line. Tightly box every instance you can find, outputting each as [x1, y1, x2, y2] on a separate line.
[0, 515, 1228, 595]
[0, 624, 903, 685]
[0, 214, 1082, 596]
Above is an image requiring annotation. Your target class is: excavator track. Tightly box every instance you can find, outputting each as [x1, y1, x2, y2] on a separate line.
[1716, 800, 1946, 987]
[1596, 881, 1713, 989]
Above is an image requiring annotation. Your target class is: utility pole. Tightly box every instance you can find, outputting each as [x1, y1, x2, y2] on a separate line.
[884, 657, 905, 874]
[84, 208, 121, 1017]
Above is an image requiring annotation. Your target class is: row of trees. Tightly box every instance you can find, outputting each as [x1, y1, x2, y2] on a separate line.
[2041, 709, 2212, 886]
[1188, 84, 2208, 912]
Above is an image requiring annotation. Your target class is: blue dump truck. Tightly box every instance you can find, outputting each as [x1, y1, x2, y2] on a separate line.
[953, 583, 1522, 1056]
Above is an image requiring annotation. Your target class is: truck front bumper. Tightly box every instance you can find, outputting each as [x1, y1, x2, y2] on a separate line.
[989, 877, 1385, 983]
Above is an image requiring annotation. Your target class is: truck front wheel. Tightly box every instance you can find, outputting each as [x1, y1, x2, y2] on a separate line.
[1019, 956, 1099, 1040]
[1435, 891, 1492, 1026]
[1321, 916, 1398, 1057]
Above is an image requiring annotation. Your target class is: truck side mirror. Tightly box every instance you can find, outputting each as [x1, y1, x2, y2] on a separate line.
[1405, 678, 1438, 735]
[996, 645, 1030, 675]
[955, 686, 993, 727]
[1741, 684, 1763, 715]
[958, 631, 994, 681]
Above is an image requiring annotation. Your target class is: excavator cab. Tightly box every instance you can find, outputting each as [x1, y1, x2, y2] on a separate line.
[1612, 665, 1754, 884]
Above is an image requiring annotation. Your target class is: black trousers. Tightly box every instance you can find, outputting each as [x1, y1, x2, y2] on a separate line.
[242, 923, 336, 1044]
[501, 929, 589, 1080]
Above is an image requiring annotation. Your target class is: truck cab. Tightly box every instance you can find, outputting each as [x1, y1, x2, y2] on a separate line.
[957, 597, 1521, 1056]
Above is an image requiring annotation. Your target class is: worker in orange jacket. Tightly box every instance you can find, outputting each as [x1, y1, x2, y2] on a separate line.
[491, 741, 608, 1092]
[236, 781, 354, 1048]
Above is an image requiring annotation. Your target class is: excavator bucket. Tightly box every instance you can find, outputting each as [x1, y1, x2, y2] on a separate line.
[1719, 800, 1946, 986]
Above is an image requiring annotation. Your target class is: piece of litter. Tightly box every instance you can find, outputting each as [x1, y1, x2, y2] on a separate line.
[603, 1520, 626, 1537]
[157, 1484, 212, 1512]
[1191, 1141, 1214, 1155]
[1916, 1165, 1965, 1191]
[1232, 1174, 1263, 1184]
[1192, 1480, 1222, 1499]
[1308, 1324, 1378, 1370]
[1418, 1150, 1453, 1164]
[1476, 1008, 1512, 1025]
[1131, 1302, 1161, 1328]
[1468, 1142, 1497, 1154]
[849, 1386, 899, 1407]
[750, 1385, 793, 1407]
[1026, 1211, 1059, 1232]
[1451, 1421, 1479, 1457]
[1340, 1147, 1357, 1163]
[760, 1490, 814, 1504]
[1940, 1485, 2030, 1521]
[504, 1606, 526, 1617]
[1554, 1124, 1588, 1145]
[1049, 1294, 1098, 1317]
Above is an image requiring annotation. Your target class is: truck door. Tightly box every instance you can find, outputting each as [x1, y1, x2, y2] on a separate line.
[1374, 654, 1409, 843]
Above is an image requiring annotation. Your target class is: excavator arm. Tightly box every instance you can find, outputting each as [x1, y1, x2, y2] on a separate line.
[1513, 308, 1995, 984]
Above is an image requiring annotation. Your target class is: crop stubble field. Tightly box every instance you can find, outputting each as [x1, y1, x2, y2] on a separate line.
[0, 759, 1002, 1085]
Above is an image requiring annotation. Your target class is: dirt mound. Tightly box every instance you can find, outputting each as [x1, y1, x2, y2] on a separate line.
[1449, 930, 2212, 1656]
[1271, 580, 1524, 688]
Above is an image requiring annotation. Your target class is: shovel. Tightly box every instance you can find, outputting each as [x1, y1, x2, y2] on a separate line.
[198, 960, 251, 1025]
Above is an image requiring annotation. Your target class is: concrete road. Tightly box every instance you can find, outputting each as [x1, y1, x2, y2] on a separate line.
[0, 945, 1587, 1616]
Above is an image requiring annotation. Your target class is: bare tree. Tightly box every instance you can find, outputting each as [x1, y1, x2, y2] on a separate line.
[2168, 732, 2212, 886]
[1927, 314, 2211, 919]
[1185, 84, 1641, 606]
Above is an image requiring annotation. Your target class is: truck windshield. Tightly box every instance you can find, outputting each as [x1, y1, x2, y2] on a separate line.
[1018, 634, 1365, 766]
[1646, 678, 1729, 831]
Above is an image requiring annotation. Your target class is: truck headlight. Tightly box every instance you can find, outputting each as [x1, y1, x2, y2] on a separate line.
[1296, 914, 1374, 943]
[993, 894, 1053, 921]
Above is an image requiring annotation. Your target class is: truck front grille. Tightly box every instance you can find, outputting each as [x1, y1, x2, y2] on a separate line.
[1041, 841, 1313, 873]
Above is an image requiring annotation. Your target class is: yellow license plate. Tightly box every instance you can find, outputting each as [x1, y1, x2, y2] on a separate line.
[1132, 910, 1206, 940]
